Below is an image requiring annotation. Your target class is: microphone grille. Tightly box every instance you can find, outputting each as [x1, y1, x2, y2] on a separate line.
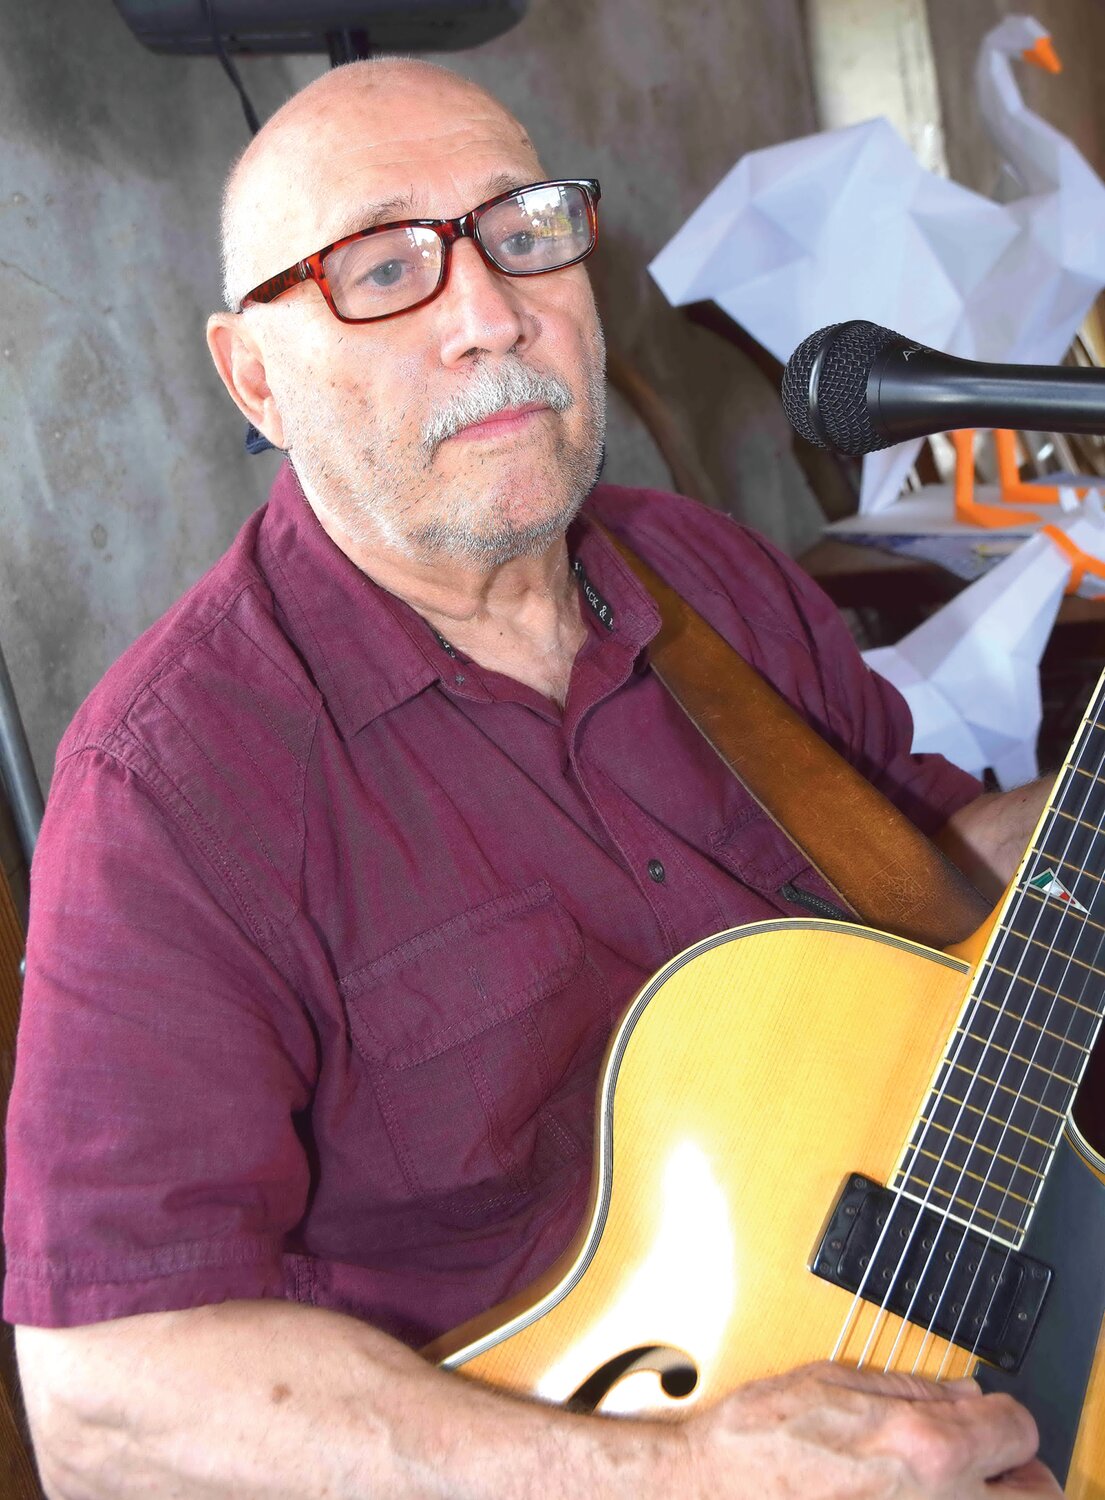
[781, 320, 902, 455]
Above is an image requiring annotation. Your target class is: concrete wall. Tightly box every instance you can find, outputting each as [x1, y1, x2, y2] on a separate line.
[0, 0, 823, 796]
[0, 6, 296, 794]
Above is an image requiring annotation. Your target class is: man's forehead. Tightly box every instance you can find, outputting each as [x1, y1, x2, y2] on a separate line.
[295, 125, 541, 237]
[239, 80, 541, 268]
[320, 166, 540, 245]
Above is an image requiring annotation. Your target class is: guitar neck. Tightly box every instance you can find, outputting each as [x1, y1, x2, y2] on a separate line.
[893, 668, 1105, 1247]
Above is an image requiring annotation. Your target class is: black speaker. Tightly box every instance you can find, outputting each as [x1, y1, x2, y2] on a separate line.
[111, 0, 529, 56]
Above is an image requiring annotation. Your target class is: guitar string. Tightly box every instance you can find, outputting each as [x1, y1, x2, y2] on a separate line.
[899, 685, 1105, 1375]
[946, 879, 1102, 1377]
[836, 676, 1105, 1371]
[921, 677, 1105, 1373]
[829, 677, 1104, 1368]
[839, 795, 1072, 1377]
[827, 751, 1072, 1373]
[830, 940, 1009, 1367]
[893, 696, 1103, 1374]
[909, 712, 1104, 1377]
[898, 678, 1105, 1377]
[945, 721, 1105, 1375]
[831, 908, 1021, 1368]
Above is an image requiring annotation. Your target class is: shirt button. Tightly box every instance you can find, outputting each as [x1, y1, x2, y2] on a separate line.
[647, 859, 666, 884]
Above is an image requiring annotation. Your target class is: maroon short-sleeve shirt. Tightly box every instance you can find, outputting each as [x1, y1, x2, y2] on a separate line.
[3, 470, 981, 1345]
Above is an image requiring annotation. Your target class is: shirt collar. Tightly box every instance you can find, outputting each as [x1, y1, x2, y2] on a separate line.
[255, 463, 662, 738]
[567, 506, 662, 650]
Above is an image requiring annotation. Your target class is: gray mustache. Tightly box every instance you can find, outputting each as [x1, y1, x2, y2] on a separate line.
[421, 361, 573, 447]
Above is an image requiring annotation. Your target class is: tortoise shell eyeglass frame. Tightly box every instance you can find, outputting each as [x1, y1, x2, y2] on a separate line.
[237, 178, 602, 325]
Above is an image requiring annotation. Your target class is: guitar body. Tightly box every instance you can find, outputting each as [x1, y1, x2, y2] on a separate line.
[427, 920, 1105, 1495]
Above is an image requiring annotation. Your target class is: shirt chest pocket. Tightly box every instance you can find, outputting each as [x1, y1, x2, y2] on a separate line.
[710, 805, 851, 919]
[339, 881, 613, 1219]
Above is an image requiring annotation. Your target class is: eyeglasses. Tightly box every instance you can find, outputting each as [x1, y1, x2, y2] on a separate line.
[239, 178, 601, 324]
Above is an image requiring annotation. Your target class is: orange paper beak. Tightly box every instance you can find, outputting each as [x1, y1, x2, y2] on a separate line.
[1022, 35, 1062, 73]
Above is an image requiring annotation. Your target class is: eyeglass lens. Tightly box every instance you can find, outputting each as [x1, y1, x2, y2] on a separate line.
[322, 183, 593, 320]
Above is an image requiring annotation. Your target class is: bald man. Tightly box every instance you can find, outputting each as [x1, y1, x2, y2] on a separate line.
[6, 60, 1060, 1500]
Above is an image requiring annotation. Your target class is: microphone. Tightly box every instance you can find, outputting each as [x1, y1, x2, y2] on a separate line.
[780, 320, 1105, 456]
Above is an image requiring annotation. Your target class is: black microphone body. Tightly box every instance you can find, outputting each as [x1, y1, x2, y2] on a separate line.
[781, 320, 1105, 456]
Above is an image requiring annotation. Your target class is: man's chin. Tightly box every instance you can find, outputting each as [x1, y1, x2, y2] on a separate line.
[409, 516, 569, 568]
[408, 486, 588, 568]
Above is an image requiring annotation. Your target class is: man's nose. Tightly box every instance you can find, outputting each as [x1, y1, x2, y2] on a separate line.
[436, 237, 531, 364]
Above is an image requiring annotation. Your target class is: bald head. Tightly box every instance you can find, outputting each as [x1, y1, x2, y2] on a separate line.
[206, 56, 604, 571]
[219, 59, 539, 310]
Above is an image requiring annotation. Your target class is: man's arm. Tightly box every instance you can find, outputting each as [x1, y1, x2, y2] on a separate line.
[936, 778, 1054, 903]
[17, 1298, 1058, 1500]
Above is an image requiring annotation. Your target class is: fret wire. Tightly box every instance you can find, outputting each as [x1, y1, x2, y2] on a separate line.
[1031, 851, 1105, 886]
[1060, 758, 1105, 801]
[914, 670, 1105, 1281]
[912, 1146, 1035, 1203]
[1053, 807, 1103, 835]
[916, 1114, 1051, 1168]
[968, 685, 1105, 1259]
[974, 996, 1096, 1044]
[917, 687, 1105, 1272]
[1072, 695, 1105, 741]
[983, 962, 1103, 1016]
[915, 717, 1103, 1248]
[895, 1174, 1026, 1234]
[952, 1030, 1083, 1083]
[1053, 758, 1105, 808]
[1001, 929, 1105, 984]
[1037, 756, 1101, 791]
[1070, 688, 1105, 739]
[946, 1062, 1065, 1115]
[1032, 821, 1105, 874]
[932, 1095, 1054, 1149]
[894, 1192, 1021, 1250]
[1073, 765, 1105, 783]
[1038, 827, 1103, 863]
[1015, 885, 1105, 936]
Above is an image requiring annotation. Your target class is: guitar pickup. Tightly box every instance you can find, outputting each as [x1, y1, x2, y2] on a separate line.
[811, 1174, 1051, 1373]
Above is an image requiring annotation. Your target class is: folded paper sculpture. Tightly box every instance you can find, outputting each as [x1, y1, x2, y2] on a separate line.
[862, 502, 1105, 787]
[650, 15, 1105, 514]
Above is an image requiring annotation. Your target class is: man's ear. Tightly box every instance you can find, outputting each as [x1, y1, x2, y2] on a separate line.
[206, 312, 287, 450]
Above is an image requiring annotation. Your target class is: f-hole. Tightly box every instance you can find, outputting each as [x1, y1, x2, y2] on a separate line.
[567, 1345, 700, 1414]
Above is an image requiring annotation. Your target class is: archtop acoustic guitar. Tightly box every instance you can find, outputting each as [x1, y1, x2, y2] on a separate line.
[426, 670, 1105, 1496]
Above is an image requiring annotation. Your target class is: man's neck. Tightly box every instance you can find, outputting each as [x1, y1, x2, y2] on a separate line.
[312, 505, 589, 708]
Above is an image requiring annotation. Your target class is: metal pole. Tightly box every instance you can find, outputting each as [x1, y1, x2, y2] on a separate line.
[0, 639, 43, 865]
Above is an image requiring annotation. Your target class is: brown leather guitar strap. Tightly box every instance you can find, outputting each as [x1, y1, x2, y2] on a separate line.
[600, 527, 990, 949]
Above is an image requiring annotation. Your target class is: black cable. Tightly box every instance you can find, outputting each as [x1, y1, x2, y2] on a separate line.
[327, 29, 374, 65]
[200, 0, 261, 136]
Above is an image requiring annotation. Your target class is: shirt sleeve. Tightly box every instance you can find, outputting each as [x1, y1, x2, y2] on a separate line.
[3, 747, 317, 1328]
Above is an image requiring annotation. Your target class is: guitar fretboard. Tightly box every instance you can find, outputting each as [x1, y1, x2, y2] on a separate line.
[892, 672, 1105, 1247]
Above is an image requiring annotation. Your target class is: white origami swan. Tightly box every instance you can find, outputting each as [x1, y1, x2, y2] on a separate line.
[650, 15, 1105, 515]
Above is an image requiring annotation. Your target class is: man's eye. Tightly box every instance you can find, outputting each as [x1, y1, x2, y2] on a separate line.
[364, 258, 407, 288]
[499, 230, 537, 258]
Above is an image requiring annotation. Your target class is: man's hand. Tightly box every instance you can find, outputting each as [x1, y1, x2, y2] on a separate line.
[680, 1362, 1061, 1498]
[937, 778, 1054, 901]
